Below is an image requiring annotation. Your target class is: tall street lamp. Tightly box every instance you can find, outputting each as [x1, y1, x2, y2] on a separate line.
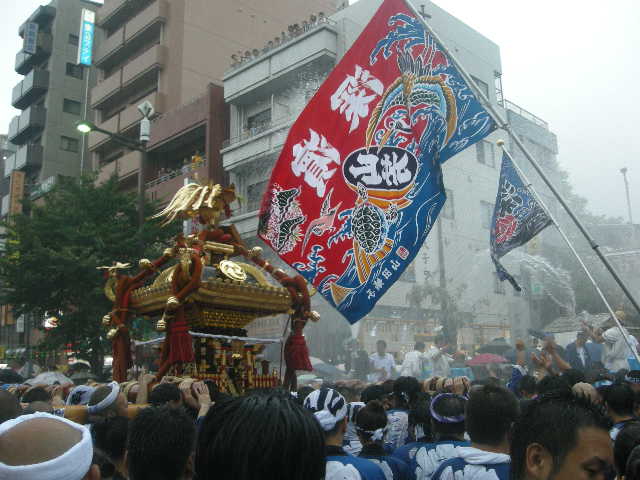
[77, 101, 154, 234]
[620, 167, 634, 224]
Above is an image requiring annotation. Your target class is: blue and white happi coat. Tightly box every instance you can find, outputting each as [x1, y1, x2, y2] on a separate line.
[392, 440, 469, 467]
[360, 453, 410, 480]
[326, 446, 387, 480]
[344, 402, 366, 455]
[411, 441, 470, 480]
[431, 447, 510, 480]
[384, 409, 409, 451]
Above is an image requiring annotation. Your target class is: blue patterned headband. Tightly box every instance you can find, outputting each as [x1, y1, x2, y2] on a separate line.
[429, 393, 466, 424]
[625, 375, 640, 385]
[593, 380, 613, 389]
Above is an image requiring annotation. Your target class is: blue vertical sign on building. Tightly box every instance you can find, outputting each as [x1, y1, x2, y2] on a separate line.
[77, 9, 95, 66]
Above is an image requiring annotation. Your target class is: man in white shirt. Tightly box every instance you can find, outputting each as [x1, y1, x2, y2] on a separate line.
[400, 341, 427, 378]
[369, 340, 396, 382]
[584, 314, 639, 372]
[425, 335, 454, 378]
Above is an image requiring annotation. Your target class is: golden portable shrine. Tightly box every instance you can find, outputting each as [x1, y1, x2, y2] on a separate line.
[99, 182, 317, 394]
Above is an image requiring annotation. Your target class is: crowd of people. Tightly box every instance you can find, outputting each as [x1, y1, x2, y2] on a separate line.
[152, 152, 206, 185]
[359, 313, 639, 385]
[1, 314, 639, 479]
[1, 354, 640, 479]
[230, 12, 330, 69]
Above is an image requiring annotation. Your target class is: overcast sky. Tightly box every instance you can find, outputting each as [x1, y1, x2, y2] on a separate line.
[1, 0, 638, 221]
[429, 0, 640, 222]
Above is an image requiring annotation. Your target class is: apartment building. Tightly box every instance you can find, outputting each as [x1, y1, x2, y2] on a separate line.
[89, 0, 337, 201]
[225, 0, 565, 359]
[2, 0, 101, 218]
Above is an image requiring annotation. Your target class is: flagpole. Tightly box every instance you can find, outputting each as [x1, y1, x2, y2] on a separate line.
[403, 0, 640, 318]
[498, 142, 640, 364]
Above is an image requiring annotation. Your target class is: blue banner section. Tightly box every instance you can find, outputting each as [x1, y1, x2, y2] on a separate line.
[490, 153, 552, 290]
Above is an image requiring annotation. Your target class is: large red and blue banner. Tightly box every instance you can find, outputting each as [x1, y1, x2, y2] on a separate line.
[259, 0, 495, 323]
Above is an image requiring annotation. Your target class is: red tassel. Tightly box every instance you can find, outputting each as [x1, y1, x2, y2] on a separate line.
[168, 315, 194, 364]
[284, 331, 312, 371]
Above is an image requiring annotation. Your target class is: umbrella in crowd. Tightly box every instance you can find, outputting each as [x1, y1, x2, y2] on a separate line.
[476, 337, 512, 355]
[467, 353, 508, 366]
[309, 357, 346, 381]
[0, 368, 24, 384]
[25, 371, 73, 385]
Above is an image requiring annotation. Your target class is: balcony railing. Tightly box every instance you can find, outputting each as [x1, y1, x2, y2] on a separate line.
[122, 44, 166, 85]
[11, 69, 49, 109]
[98, 0, 155, 30]
[91, 70, 123, 108]
[226, 18, 336, 73]
[8, 106, 46, 145]
[95, 0, 167, 67]
[222, 118, 291, 149]
[4, 155, 16, 178]
[18, 5, 55, 37]
[94, 26, 124, 64]
[14, 144, 43, 171]
[97, 0, 127, 26]
[125, 0, 167, 42]
[505, 100, 548, 129]
[30, 176, 57, 200]
[145, 160, 206, 189]
[15, 33, 53, 75]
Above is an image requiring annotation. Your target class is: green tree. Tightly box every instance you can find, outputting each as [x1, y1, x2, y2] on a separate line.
[0, 175, 178, 374]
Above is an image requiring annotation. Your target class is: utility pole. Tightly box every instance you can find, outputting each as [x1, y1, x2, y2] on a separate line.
[436, 216, 449, 341]
[621, 167, 633, 224]
[137, 101, 154, 242]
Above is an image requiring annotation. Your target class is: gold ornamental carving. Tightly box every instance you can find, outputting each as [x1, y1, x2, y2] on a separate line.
[219, 260, 247, 282]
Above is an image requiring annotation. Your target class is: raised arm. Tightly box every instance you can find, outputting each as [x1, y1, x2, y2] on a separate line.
[136, 373, 156, 405]
[582, 321, 604, 343]
[544, 340, 571, 373]
[515, 340, 526, 367]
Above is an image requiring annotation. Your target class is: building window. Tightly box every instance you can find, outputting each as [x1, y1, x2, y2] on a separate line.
[65, 63, 83, 79]
[60, 136, 79, 153]
[246, 180, 268, 212]
[494, 272, 506, 295]
[476, 140, 495, 167]
[481, 200, 494, 229]
[63, 99, 81, 115]
[471, 75, 489, 98]
[246, 109, 271, 132]
[68, 34, 79, 46]
[442, 188, 454, 219]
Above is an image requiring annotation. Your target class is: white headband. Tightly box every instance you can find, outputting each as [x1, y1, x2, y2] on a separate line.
[313, 409, 347, 431]
[0, 412, 93, 480]
[356, 426, 387, 441]
[87, 381, 120, 414]
[66, 385, 96, 406]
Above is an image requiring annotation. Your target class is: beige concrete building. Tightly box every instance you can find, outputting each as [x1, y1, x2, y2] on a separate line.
[89, 0, 338, 196]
